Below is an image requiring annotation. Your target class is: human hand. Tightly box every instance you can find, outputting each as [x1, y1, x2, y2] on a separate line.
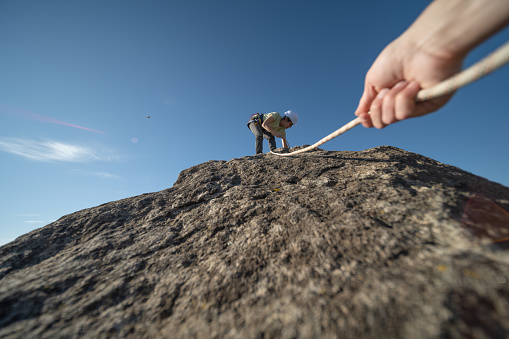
[274, 132, 283, 138]
[354, 36, 464, 129]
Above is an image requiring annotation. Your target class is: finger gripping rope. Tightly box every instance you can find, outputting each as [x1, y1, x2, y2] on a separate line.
[272, 40, 509, 156]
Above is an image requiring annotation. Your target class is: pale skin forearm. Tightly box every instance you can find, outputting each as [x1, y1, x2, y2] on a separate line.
[405, 0, 509, 60]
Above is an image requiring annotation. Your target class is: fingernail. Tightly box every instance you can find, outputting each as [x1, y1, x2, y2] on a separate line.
[360, 115, 370, 123]
[377, 88, 390, 99]
[409, 81, 420, 89]
[394, 80, 407, 88]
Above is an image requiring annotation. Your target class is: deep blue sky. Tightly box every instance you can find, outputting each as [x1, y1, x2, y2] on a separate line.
[1, 1, 508, 245]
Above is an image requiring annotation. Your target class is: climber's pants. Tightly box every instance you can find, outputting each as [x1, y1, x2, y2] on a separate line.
[248, 122, 276, 154]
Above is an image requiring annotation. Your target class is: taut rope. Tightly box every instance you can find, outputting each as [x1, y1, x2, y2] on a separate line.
[272, 40, 509, 156]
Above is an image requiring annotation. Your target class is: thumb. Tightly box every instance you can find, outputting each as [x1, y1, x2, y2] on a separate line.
[355, 84, 378, 116]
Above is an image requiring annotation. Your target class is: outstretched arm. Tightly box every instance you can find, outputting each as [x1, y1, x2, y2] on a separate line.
[262, 116, 283, 138]
[355, 0, 509, 129]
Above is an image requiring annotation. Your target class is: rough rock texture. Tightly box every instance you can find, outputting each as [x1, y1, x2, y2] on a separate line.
[1, 146, 509, 339]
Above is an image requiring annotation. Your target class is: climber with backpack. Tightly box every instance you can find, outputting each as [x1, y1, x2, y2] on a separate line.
[247, 110, 298, 154]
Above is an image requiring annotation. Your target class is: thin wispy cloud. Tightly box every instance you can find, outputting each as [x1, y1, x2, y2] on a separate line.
[67, 169, 121, 180]
[93, 171, 121, 179]
[0, 104, 105, 134]
[0, 137, 119, 163]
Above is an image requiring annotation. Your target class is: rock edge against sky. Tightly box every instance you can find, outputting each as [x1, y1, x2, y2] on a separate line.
[1, 146, 508, 338]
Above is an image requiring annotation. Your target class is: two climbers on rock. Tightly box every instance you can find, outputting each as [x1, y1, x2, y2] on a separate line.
[247, 110, 298, 155]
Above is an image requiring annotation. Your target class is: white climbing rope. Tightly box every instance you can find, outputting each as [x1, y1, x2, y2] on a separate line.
[272, 40, 509, 156]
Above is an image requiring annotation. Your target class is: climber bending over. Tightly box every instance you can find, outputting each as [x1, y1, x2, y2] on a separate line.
[247, 110, 298, 155]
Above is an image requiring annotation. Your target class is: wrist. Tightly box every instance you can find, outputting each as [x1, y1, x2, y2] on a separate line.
[403, 0, 509, 61]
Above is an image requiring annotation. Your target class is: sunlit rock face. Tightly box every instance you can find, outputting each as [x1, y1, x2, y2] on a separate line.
[1, 145, 508, 339]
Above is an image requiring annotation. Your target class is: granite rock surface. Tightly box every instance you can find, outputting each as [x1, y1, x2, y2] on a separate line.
[1, 146, 509, 338]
